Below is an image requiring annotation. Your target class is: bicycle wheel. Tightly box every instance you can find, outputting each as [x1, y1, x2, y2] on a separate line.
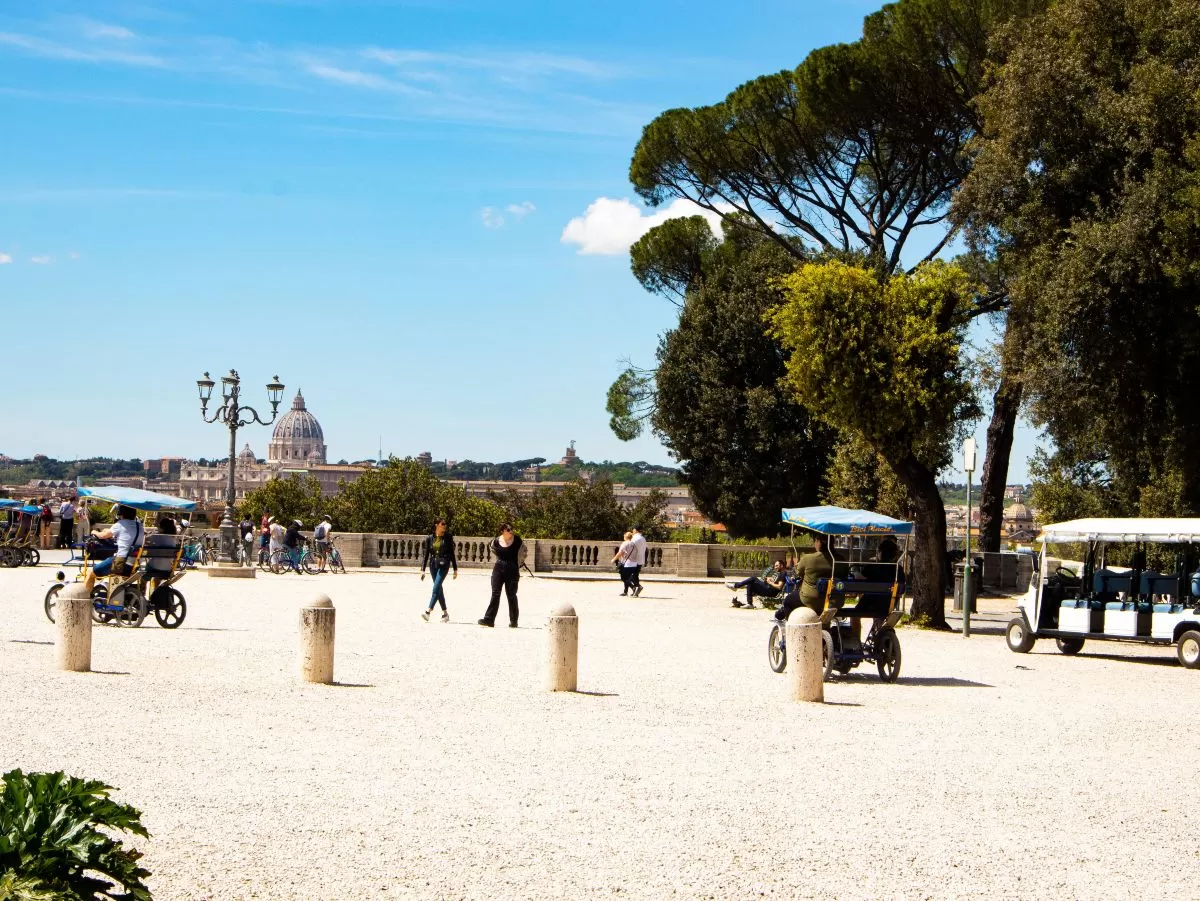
[301, 552, 320, 575]
[258, 547, 272, 572]
[269, 550, 290, 574]
[330, 549, 346, 574]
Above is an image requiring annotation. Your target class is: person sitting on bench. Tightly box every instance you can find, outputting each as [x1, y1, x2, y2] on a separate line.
[774, 535, 834, 622]
[727, 560, 786, 608]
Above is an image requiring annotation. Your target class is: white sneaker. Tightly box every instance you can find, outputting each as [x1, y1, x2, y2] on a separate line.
[421, 610, 430, 622]
[441, 612, 450, 623]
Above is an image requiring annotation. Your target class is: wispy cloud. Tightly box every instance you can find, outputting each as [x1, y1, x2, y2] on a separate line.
[30, 255, 53, 265]
[0, 253, 12, 265]
[1, 187, 221, 202]
[80, 20, 137, 41]
[0, 31, 164, 67]
[305, 63, 429, 96]
[561, 197, 726, 255]
[481, 201, 536, 229]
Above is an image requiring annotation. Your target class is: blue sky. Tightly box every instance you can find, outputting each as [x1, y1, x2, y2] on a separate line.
[0, 0, 1037, 481]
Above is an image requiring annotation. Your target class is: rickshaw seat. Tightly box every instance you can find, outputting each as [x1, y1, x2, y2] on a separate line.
[142, 534, 180, 574]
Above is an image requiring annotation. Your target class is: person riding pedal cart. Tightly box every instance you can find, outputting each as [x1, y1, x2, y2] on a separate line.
[84, 505, 144, 593]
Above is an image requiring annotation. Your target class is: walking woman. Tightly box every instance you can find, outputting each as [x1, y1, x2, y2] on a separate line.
[479, 523, 523, 628]
[420, 518, 458, 622]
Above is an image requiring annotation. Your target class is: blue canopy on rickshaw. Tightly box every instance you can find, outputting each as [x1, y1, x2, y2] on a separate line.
[78, 485, 197, 512]
[781, 505, 913, 536]
[0, 499, 22, 509]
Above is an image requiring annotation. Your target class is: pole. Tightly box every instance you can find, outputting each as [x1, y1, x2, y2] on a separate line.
[221, 382, 239, 564]
[964, 475, 973, 638]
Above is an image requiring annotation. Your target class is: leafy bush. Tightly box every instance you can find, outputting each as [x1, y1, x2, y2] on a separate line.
[0, 769, 151, 901]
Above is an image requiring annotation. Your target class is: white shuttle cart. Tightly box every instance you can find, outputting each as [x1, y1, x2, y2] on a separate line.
[1006, 518, 1200, 668]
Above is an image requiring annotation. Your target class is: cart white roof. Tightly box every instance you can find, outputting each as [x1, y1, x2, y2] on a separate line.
[1040, 518, 1200, 543]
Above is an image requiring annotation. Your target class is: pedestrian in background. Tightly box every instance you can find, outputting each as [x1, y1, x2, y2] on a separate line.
[76, 499, 90, 545]
[612, 530, 635, 596]
[625, 525, 648, 597]
[420, 518, 458, 622]
[56, 495, 75, 549]
[38, 498, 53, 549]
[479, 523, 523, 628]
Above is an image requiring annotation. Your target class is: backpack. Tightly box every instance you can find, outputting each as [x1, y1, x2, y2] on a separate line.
[314, 523, 329, 540]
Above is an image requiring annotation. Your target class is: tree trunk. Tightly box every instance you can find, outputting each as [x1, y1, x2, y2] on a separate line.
[891, 453, 949, 629]
[978, 376, 1023, 553]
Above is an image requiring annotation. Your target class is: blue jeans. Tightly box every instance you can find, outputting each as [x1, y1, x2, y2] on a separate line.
[427, 562, 450, 611]
[92, 556, 132, 578]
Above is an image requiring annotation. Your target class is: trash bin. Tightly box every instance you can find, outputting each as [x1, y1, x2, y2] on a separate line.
[952, 562, 979, 613]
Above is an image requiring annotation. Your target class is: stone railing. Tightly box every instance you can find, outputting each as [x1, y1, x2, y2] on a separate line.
[187, 527, 802, 578]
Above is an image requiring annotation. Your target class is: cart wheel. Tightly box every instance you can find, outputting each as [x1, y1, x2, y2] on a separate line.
[112, 588, 147, 628]
[876, 629, 901, 682]
[821, 629, 835, 681]
[90, 585, 113, 624]
[1178, 630, 1200, 669]
[1005, 617, 1036, 653]
[768, 622, 787, 673]
[1056, 637, 1085, 655]
[152, 587, 187, 629]
[24, 548, 40, 567]
[44, 583, 63, 623]
[0, 548, 16, 567]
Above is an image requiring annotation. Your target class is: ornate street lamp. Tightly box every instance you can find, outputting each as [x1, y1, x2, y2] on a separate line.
[197, 370, 285, 568]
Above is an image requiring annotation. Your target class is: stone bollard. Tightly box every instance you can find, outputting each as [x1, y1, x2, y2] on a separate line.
[546, 602, 578, 692]
[299, 595, 335, 684]
[56, 583, 93, 673]
[786, 607, 824, 703]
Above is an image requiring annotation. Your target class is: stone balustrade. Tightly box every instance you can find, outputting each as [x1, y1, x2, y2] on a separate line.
[187, 527, 803, 578]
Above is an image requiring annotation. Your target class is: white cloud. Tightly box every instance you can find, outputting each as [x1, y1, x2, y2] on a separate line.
[0, 31, 164, 67]
[305, 63, 428, 96]
[0, 253, 11, 264]
[30, 255, 52, 265]
[68, 251, 81, 260]
[480, 207, 505, 229]
[505, 201, 535, 220]
[81, 21, 136, 41]
[560, 197, 725, 256]
[481, 201, 536, 229]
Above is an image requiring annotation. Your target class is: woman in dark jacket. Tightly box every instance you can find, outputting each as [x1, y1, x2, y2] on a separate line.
[420, 518, 458, 622]
[479, 523, 523, 628]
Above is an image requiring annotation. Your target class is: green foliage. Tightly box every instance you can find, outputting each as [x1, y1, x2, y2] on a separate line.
[491, 479, 668, 541]
[823, 432, 915, 521]
[327, 458, 507, 536]
[957, 0, 1200, 515]
[0, 458, 145, 485]
[769, 260, 977, 469]
[0, 769, 151, 901]
[238, 474, 324, 528]
[605, 368, 656, 442]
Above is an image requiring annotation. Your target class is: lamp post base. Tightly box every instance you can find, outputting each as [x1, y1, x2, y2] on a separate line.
[208, 562, 257, 579]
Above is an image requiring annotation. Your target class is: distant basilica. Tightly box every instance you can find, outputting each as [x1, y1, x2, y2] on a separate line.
[179, 390, 367, 504]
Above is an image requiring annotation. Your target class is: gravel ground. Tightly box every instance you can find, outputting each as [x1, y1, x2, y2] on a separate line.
[2, 558, 1198, 900]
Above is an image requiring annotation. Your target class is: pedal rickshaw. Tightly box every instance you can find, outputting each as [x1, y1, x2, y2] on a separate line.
[1006, 518, 1200, 668]
[0, 500, 42, 567]
[767, 506, 910, 682]
[44, 485, 196, 629]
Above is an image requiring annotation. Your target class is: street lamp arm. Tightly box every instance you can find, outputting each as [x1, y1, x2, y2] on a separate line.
[200, 407, 228, 425]
[233, 406, 278, 428]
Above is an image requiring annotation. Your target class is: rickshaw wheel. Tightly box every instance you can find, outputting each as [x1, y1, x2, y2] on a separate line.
[112, 588, 147, 628]
[90, 585, 113, 624]
[767, 623, 787, 673]
[1055, 637, 1085, 655]
[24, 548, 40, 567]
[44, 583, 62, 623]
[821, 630, 835, 681]
[152, 587, 187, 629]
[1178, 630, 1200, 669]
[1005, 617, 1036, 653]
[876, 630, 901, 682]
[0, 548, 16, 567]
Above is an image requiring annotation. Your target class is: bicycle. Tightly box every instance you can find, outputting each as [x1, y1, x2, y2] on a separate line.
[270, 541, 319, 575]
[314, 536, 347, 574]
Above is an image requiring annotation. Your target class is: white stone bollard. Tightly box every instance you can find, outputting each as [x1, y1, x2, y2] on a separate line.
[786, 607, 824, 703]
[546, 602, 578, 692]
[56, 583, 93, 673]
[299, 595, 335, 684]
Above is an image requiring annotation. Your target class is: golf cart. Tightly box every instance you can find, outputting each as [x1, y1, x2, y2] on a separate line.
[1005, 518, 1200, 668]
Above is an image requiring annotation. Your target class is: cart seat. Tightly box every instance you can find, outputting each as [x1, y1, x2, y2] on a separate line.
[142, 534, 180, 574]
[1094, 569, 1133, 595]
[1153, 603, 1184, 614]
[1140, 573, 1177, 596]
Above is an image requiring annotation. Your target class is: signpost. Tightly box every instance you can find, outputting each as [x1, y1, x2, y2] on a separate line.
[963, 437, 977, 638]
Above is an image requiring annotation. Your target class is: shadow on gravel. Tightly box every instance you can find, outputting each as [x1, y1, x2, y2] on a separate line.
[573, 690, 619, 697]
[897, 677, 993, 688]
[10, 639, 53, 646]
[189, 627, 250, 632]
[822, 700, 863, 707]
[1072, 652, 1178, 668]
[332, 682, 376, 688]
[955, 625, 1006, 637]
[92, 671, 130, 676]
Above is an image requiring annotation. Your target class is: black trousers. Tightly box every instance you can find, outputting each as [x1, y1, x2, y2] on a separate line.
[58, 519, 74, 549]
[483, 564, 519, 625]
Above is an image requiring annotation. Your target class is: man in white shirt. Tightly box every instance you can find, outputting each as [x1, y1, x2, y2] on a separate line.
[84, 505, 144, 592]
[268, 516, 285, 555]
[627, 526, 648, 597]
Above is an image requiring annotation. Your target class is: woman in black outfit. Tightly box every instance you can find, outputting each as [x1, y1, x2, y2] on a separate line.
[420, 518, 458, 622]
[479, 523, 523, 628]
